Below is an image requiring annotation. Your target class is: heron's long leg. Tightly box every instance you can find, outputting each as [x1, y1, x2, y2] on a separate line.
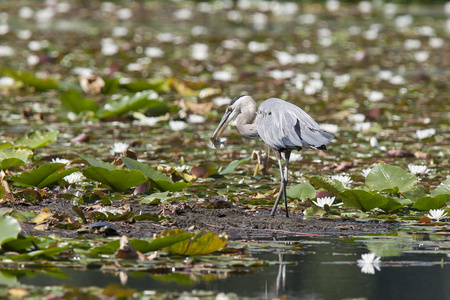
[283, 150, 291, 218]
[270, 151, 287, 217]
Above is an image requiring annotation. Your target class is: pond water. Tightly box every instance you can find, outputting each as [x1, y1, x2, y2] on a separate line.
[15, 235, 450, 299]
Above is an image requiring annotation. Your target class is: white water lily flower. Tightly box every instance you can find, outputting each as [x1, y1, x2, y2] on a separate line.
[370, 137, 378, 147]
[187, 114, 206, 124]
[145, 47, 164, 58]
[169, 120, 188, 131]
[101, 38, 119, 56]
[191, 43, 208, 61]
[331, 174, 353, 185]
[415, 51, 429, 63]
[212, 70, 233, 81]
[134, 117, 158, 127]
[348, 113, 366, 123]
[367, 91, 384, 102]
[289, 153, 303, 162]
[415, 128, 436, 139]
[426, 209, 448, 222]
[0, 77, 15, 86]
[52, 158, 70, 164]
[312, 196, 340, 208]
[408, 164, 430, 175]
[333, 74, 350, 88]
[64, 172, 85, 184]
[320, 124, 339, 134]
[212, 96, 231, 107]
[110, 142, 129, 154]
[353, 122, 371, 132]
[248, 41, 268, 53]
[361, 168, 372, 177]
[357, 253, 381, 274]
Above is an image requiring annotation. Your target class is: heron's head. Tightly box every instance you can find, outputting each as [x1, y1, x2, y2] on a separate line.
[210, 95, 253, 148]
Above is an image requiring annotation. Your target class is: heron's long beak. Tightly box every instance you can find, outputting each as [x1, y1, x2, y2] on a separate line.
[210, 109, 236, 148]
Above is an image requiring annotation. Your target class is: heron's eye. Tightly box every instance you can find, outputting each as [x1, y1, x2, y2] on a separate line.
[227, 107, 233, 112]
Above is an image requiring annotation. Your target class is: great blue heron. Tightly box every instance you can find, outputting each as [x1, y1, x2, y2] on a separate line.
[210, 95, 334, 217]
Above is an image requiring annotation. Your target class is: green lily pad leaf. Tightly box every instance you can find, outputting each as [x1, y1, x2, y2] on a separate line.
[139, 192, 170, 204]
[10, 163, 78, 188]
[147, 232, 195, 252]
[122, 157, 191, 192]
[412, 195, 449, 211]
[8, 245, 69, 261]
[340, 190, 388, 212]
[121, 78, 170, 93]
[0, 142, 13, 149]
[14, 130, 59, 149]
[79, 154, 119, 171]
[9, 210, 38, 222]
[0, 215, 21, 245]
[102, 78, 120, 94]
[365, 163, 417, 193]
[287, 182, 316, 199]
[305, 175, 344, 194]
[379, 196, 412, 213]
[0, 67, 59, 91]
[96, 90, 162, 118]
[60, 91, 99, 114]
[219, 156, 252, 175]
[164, 229, 227, 255]
[82, 166, 147, 190]
[0, 186, 4, 199]
[0, 148, 33, 169]
[402, 184, 427, 202]
[430, 177, 450, 197]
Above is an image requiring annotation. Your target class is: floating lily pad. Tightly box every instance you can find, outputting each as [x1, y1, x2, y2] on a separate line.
[430, 177, 450, 198]
[82, 166, 147, 190]
[219, 156, 252, 175]
[10, 164, 78, 188]
[340, 190, 388, 212]
[0, 148, 33, 169]
[411, 195, 448, 211]
[306, 175, 344, 194]
[122, 157, 192, 192]
[79, 154, 119, 171]
[0, 215, 21, 245]
[366, 163, 417, 193]
[60, 91, 99, 114]
[14, 130, 59, 149]
[163, 229, 227, 255]
[287, 182, 316, 199]
[0, 67, 59, 91]
[96, 90, 162, 118]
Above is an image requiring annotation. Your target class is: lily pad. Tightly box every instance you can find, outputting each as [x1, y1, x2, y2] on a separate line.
[430, 177, 450, 198]
[379, 196, 412, 213]
[14, 130, 59, 149]
[340, 190, 388, 212]
[79, 154, 119, 171]
[164, 229, 227, 255]
[412, 195, 448, 211]
[287, 182, 316, 199]
[60, 91, 99, 114]
[122, 157, 192, 192]
[96, 90, 162, 118]
[0, 215, 21, 245]
[82, 166, 147, 190]
[219, 156, 252, 175]
[121, 78, 170, 93]
[365, 163, 417, 193]
[0, 67, 59, 91]
[0, 148, 33, 169]
[306, 175, 344, 194]
[10, 164, 78, 188]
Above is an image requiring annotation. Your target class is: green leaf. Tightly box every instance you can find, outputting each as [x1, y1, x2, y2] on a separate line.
[14, 130, 59, 149]
[287, 182, 316, 199]
[122, 157, 192, 192]
[0, 186, 4, 199]
[340, 190, 388, 212]
[219, 156, 252, 175]
[60, 91, 99, 114]
[96, 90, 162, 118]
[306, 175, 344, 194]
[102, 78, 120, 94]
[365, 163, 417, 193]
[379, 196, 412, 213]
[430, 177, 450, 197]
[0, 215, 21, 245]
[79, 154, 119, 170]
[0, 67, 59, 91]
[139, 192, 170, 204]
[10, 163, 77, 188]
[0, 148, 33, 169]
[412, 195, 449, 210]
[82, 166, 147, 190]
[121, 78, 170, 93]
[402, 184, 427, 202]
[146, 233, 194, 252]
[164, 229, 227, 255]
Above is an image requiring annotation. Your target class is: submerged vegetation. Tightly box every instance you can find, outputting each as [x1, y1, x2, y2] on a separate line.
[0, 0, 449, 298]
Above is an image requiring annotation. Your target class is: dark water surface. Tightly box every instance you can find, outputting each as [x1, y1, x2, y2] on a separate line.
[18, 236, 450, 299]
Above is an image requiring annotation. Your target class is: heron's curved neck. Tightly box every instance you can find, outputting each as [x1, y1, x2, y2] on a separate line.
[236, 98, 259, 139]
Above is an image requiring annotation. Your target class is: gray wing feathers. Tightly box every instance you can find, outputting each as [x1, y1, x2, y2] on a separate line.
[256, 98, 334, 150]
